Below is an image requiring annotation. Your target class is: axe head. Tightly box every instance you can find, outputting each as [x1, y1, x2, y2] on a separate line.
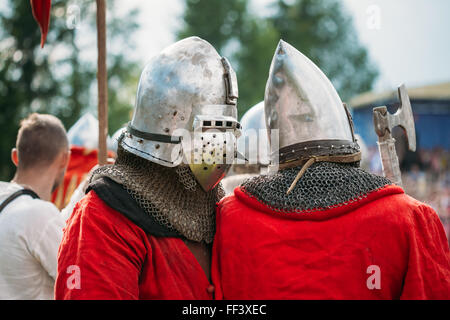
[393, 84, 416, 152]
[373, 84, 416, 152]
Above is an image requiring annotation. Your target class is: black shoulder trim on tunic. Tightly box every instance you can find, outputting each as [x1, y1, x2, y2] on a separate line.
[86, 176, 181, 238]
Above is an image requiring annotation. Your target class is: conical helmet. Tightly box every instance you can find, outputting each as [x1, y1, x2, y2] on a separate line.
[265, 40, 359, 165]
[120, 36, 241, 191]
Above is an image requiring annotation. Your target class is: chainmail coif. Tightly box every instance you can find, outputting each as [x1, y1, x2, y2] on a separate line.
[90, 146, 225, 243]
[241, 162, 392, 213]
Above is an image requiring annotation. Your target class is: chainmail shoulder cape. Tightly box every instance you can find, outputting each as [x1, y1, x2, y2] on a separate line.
[87, 176, 180, 238]
[240, 162, 392, 213]
[89, 148, 224, 243]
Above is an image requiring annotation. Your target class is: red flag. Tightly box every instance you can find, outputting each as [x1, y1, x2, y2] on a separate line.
[30, 0, 52, 48]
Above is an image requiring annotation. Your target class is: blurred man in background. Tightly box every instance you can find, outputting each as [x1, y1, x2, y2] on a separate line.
[0, 113, 70, 299]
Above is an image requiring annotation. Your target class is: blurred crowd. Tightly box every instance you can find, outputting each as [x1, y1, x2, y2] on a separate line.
[367, 146, 450, 241]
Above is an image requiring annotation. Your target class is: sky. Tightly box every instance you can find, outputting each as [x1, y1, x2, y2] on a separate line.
[116, 0, 450, 93]
[1, 0, 448, 94]
[343, 0, 450, 91]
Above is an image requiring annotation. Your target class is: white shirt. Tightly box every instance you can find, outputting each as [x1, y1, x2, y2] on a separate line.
[0, 182, 69, 300]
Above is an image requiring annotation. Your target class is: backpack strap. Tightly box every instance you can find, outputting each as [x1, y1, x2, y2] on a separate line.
[0, 189, 40, 214]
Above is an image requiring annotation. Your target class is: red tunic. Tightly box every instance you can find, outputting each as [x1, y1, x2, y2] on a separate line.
[211, 185, 450, 299]
[55, 191, 213, 300]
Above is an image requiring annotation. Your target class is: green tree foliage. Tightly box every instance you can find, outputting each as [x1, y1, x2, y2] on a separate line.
[178, 0, 248, 53]
[177, 0, 378, 118]
[271, 0, 378, 102]
[0, 0, 139, 180]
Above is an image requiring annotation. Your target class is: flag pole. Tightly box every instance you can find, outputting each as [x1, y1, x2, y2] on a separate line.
[96, 0, 108, 165]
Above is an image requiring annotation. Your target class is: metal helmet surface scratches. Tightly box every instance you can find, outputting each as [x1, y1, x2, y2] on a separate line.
[121, 36, 241, 191]
[265, 40, 357, 163]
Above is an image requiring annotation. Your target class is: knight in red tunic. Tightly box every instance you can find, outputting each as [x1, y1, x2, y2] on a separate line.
[211, 40, 450, 300]
[55, 36, 242, 299]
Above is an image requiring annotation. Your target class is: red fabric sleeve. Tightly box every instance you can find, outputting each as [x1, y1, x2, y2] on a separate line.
[212, 188, 450, 300]
[400, 203, 450, 299]
[55, 191, 148, 300]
